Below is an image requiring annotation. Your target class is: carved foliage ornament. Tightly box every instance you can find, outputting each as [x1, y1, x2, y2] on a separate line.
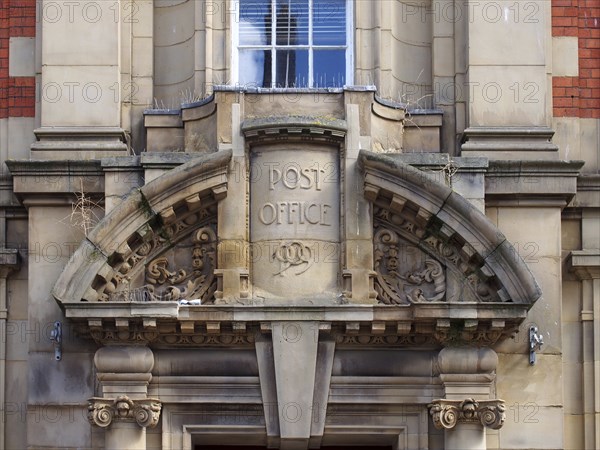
[87, 395, 162, 428]
[428, 398, 506, 430]
[373, 206, 501, 303]
[374, 228, 446, 304]
[144, 226, 217, 303]
[100, 204, 217, 303]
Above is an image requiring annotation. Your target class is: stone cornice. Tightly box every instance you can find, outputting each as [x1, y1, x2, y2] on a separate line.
[0, 248, 20, 278]
[485, 159, 584, 207]
[87, 395, 161, 428]
[571, 175, 600, 208]
[62, 304, 527, 347]
[6, 159, 105, 199]
[461, 127, 558, 153]
[241, 115, 347, 142]
[569, 250, 600, 280]
[428, 398, 506, 430]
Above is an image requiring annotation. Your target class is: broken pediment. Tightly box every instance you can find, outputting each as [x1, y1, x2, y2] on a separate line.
[359, 150, 541, 307]
[52, 141, 541, 348]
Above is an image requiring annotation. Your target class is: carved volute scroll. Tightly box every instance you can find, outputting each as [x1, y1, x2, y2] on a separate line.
[374, 227, 446, 304]
[88, 395, 162, 428]
[145, 226, 217, 303]
[428, 398, 506, 430]
[99, 203, 218, 304]
[372, 204, 501, 304]
[360, 150, 543, 308]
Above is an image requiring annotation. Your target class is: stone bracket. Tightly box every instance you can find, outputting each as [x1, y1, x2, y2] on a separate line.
[87, 395, 162, 429]
[214, 268, 250, 303]
[428, 398, 505, 430]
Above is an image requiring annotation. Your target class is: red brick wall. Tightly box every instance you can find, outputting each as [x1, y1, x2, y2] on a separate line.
[552, 0, 600, 119]
[0, 0, 36, 120]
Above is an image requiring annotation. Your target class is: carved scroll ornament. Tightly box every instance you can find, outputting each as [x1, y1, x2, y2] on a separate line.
[144, 226, 217, 303]
[374, 228, 446, 304]
[428, 398, 506, 430]
[87, 395, 162, 428]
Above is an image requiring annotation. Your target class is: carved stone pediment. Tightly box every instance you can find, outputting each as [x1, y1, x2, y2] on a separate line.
[52, 150, 230, 305]
[51, 146, 541, 348]
[360, 150, 541, 307]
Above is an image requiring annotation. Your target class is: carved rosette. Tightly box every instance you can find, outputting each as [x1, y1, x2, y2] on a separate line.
[428, 398, 506, 430]
[87, 395, 162, 428]
[373, 228, 446, 304]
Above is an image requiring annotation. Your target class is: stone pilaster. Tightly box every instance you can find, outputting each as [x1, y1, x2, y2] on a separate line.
[33, 1, 128, 159]
[461, 1, 556, 160]
[431, 347, 503, 450]
[90, 346, 159, 450]
[0, 249, 19, 449]
[570, 250, 600, 450]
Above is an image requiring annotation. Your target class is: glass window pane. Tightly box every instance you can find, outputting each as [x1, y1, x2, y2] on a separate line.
[313, 49, 345, 87]
[275, 49, 308, 87]
[313, 0, 346, 46]
[240, 0, 271, 46]
[239, 49, 269, 88]
[275, 0, 309, 46]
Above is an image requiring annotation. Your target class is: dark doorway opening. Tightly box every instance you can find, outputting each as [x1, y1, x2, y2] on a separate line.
[195, 447, 393, 450]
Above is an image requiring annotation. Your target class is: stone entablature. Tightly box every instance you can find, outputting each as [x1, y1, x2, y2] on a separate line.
[63, 304, 526, 348]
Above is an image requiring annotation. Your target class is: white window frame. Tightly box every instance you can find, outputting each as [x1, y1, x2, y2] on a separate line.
[231, 0, 354, 88]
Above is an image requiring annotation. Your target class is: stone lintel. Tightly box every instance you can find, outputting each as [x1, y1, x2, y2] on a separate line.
[87, 395, 162, 428]
[428, 398, 506, 430]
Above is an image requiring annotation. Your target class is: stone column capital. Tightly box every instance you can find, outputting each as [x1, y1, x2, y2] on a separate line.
[428, 398, 506, 431]
[87, 395, 162, 429]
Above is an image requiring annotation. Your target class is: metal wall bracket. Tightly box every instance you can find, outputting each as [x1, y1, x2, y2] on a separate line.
[50, 321, 62, 361]
[529, 325, 543, 365]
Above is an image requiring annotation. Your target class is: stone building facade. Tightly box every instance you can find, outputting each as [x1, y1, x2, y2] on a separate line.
[0, 1, 599, 449]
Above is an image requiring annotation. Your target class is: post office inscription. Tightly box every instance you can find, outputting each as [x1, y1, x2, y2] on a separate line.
[250, 146, 340, 299]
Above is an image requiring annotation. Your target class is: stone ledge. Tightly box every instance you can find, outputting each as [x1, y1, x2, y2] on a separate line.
[569, 250, 600, 280]
[242, 115, 347, 142]
[485, 159, 584, 206]
[30, 127, 128, 159]
[6, 159, 105, 197]
[61, 303, 528, 348]
[571, 175, 600, 208]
